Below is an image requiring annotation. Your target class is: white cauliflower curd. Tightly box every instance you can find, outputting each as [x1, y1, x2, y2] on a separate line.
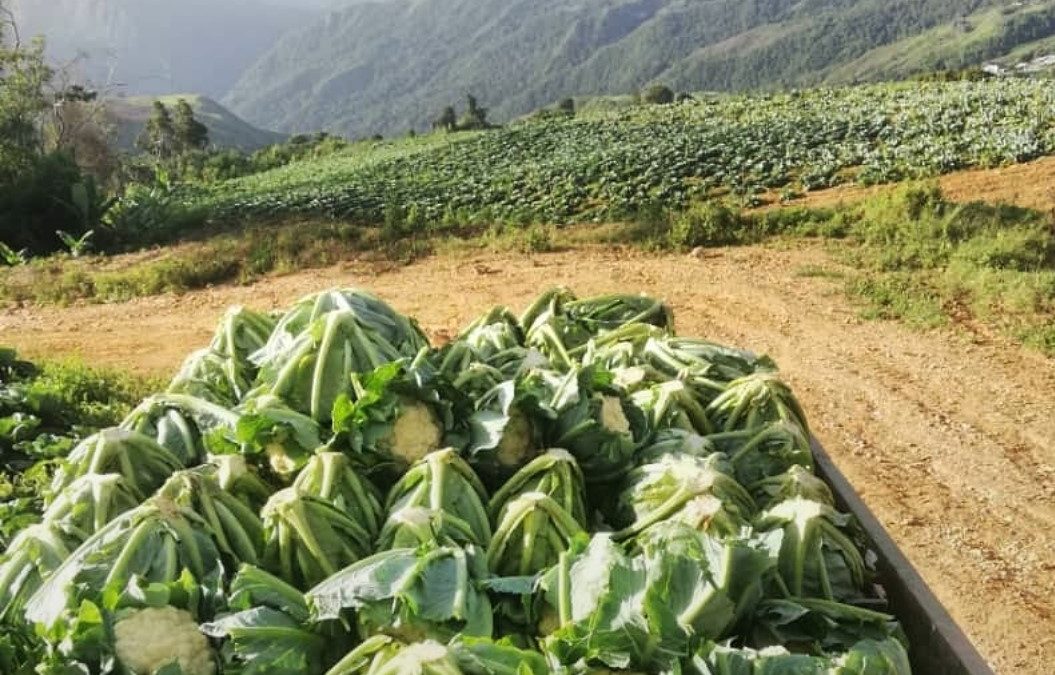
[266, 443, 299, 477]
[494, 406, 537, 468]
[599, 395, 631, 435]
[213, 453, 249, 488]
[388, 398, 443, 465]
[114, 606, 215, 675]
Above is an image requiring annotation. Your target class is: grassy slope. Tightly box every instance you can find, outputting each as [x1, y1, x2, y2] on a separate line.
[824, 2, 1055, 82]
[108, 94, 286, 151]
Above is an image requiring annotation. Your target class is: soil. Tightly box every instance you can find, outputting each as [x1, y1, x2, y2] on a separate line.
[769, 154, 1055, 214]
[2, 240, 1053, 672]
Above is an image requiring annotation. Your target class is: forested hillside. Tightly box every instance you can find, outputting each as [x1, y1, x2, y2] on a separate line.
[12, 0, 1055, 138]
[225, 0, 1055, 137]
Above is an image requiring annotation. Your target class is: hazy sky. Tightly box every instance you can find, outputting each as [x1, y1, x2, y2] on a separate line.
[265, 0, 394, 7]
[264, 0, 337, 7]
[263, 0, 373, 7]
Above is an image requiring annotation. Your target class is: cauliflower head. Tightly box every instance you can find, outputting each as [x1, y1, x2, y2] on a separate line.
[213, 454, 250, 487]
[494, 405, 538, 469]
[388, 398, 444, 465]
[599, 395, 631, 435]
[114, 606, 215, 675]
[266, 443, 299, 477]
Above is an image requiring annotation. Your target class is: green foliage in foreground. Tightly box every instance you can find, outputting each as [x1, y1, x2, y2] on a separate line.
[173, 80, 1055, 227]
[0, 351, 158, 545]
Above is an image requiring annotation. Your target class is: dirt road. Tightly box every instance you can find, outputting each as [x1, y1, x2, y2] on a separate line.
[2, 242, 1053, 672]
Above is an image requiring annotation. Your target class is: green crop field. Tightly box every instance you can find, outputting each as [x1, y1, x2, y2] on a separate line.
[176, 80, 1055, 228]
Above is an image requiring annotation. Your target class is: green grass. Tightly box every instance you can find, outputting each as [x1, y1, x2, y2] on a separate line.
[0, 219, 427, 305]
[828, 184, 1055, 348]
[7, 356, 161, 430]
[846, 274, 948, 328]
[795, 265, 847, 280]
[0, 350, 161, 542]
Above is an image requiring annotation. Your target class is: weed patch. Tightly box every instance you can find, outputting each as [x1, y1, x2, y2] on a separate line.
[795, 265, 846, 280]
[834, 183, 1055, 352]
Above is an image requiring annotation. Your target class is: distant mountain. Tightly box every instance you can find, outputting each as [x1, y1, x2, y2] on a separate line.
[224, 0, 1055, 138]
[823, 3, 1055, 82]
[8, 0, 320, 99]
[108, 95, 285, 151]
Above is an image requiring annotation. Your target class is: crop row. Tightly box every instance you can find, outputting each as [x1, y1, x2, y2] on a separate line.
[176, 80, 1055, 226]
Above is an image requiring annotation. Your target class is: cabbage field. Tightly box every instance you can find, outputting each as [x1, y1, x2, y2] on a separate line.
[179, 80, 1055, 226]
[1, 288, 913, 674]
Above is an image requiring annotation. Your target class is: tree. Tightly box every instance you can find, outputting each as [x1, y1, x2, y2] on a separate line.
[434, 105, 457, 132]
[172, 98, 209, 152]
[0, 6, 93, 255]
[137, 101, 177, 159]
[46, 75, 116, 184]
[642, 84, 675, 105]
[47, 93, 115, 183]
[0, 21, 52, 181]
[558, 97, 575, 116]
[458, 93, 490, 130]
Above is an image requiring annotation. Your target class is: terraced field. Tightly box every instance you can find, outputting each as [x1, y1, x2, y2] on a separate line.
[178, 80, 1055, 225]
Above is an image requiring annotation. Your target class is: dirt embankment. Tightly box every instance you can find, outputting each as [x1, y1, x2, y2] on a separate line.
[3, 242, 1053, 673]
[767, 154, 1055, 214]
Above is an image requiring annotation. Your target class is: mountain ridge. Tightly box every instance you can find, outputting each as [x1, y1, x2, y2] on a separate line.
[223, 0, 1055, 138]
[13, 0, 1055, 140]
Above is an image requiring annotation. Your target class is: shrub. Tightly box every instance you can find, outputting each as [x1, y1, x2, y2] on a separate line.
[667, 202, 741, 248]
[642, 84, 675, 105]
[521, 224, 555, 253]
[100, 184, 206, 250]
[0, 152, 85, 255]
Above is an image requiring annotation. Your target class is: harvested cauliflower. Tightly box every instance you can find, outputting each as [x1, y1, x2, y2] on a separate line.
[213, 453, 249, 488]
[388, 399, 443, 465]
[599, 395, 631, 435]
[114, 606, 215, 675]
[494, 406, 537, 468]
